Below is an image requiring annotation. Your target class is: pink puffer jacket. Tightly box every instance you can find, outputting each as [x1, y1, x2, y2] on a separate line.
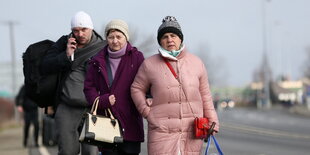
[131, 48, 219, 155]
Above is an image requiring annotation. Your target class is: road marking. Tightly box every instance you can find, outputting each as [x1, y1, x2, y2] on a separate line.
[222, 122, 310, 139]
[38, 146, 50, 155]
[38, 134, 50, 155]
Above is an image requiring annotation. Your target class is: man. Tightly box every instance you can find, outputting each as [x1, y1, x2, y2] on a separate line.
[40, 11, 106, 155]
[15, 84, 39, 147]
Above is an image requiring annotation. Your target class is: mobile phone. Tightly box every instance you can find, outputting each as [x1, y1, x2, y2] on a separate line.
[68, 33, 76, 61]
[68, 33, 77, 45]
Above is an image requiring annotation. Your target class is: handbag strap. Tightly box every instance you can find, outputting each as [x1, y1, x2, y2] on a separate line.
[205, 135, 223, 155]
[162, 57, 196, 118]
[91, 96, 100, 114]
[91, 96, 116, 119]
[163, 58, 178, 79]
[106, 109, 115, 119]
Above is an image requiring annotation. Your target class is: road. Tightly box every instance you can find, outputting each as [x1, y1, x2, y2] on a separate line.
[29, 106, 310, 155]
[212, 107, 310, 155]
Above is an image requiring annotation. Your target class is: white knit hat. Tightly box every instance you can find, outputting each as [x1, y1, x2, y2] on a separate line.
[70, 11, 94, 29]
[105, 19, 129, 41]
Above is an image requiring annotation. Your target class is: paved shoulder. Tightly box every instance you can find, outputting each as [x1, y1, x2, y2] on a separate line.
[0, 124, 28, 155]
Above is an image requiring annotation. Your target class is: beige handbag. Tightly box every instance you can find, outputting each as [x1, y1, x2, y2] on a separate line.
[79, 97, 123, 146]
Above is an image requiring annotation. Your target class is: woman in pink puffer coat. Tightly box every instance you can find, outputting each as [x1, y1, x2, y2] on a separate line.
[131, 16, 219, 155]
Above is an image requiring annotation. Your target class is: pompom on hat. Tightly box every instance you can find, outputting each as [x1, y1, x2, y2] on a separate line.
[70, 11, 94, 29]
[157, 16, 183, 44]
[105, 19, 129, 41]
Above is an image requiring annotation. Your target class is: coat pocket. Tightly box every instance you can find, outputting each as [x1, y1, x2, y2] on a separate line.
[146, 107, 160, 130]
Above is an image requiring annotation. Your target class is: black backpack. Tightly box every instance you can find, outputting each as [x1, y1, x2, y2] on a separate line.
[22, 40, 58, 108]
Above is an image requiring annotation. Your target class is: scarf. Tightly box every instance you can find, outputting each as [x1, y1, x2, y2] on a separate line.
[158, 44, 185, 60]
[107, 43, 127, 78]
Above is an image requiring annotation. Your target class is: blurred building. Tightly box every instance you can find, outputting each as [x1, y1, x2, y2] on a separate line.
[270, 80, 303, 105]
[248, 79, 304, 107]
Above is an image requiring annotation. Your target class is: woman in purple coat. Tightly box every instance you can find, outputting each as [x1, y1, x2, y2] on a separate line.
[83, 19, 144, 155]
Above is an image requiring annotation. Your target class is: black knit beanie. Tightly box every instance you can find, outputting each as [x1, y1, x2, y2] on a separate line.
[157, 16, 183, 45]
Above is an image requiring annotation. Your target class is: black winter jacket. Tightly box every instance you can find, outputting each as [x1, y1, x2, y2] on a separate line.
[40, 31, 106, 108]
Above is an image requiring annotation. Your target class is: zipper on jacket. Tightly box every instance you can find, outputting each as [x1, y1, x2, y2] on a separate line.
[96, 62, 111, 89]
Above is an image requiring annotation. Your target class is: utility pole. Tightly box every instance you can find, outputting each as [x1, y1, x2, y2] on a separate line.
[1, 20, 19, 120]
[260, 0, 272, 109]
[9, 21, 18, 96]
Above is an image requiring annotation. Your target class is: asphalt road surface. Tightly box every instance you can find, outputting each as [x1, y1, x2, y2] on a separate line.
[212, 106, 310, 155]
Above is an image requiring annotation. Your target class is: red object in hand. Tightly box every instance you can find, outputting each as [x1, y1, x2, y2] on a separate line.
[194, 117, 209, 139]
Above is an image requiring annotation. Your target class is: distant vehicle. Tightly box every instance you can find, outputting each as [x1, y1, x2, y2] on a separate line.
[220, 99, 235, 109]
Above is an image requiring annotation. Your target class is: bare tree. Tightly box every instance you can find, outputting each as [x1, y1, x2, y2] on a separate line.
[304, 47, 310, 79]
[129, 27, 157, 58]
[195, 44, 227, 87]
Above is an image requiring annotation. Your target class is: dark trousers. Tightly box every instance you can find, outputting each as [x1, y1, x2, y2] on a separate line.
[100, 141, 141, 155]
[23, 111, 39, 146]
[55, 103, 98, 155]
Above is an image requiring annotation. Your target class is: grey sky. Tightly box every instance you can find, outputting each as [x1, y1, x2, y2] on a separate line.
[1, 0, 310, 87]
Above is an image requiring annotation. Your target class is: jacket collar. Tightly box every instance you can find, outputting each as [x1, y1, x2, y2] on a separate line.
[159, 45, 187, 61]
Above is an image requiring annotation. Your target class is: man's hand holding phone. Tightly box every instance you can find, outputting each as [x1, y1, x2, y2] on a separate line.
[66, 34, 77, 61]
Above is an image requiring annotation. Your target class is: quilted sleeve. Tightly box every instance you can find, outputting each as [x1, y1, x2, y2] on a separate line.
[131, 61, 151, 118]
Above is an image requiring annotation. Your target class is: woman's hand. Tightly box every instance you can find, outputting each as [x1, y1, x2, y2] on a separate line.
[109, 95, 116, 106]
